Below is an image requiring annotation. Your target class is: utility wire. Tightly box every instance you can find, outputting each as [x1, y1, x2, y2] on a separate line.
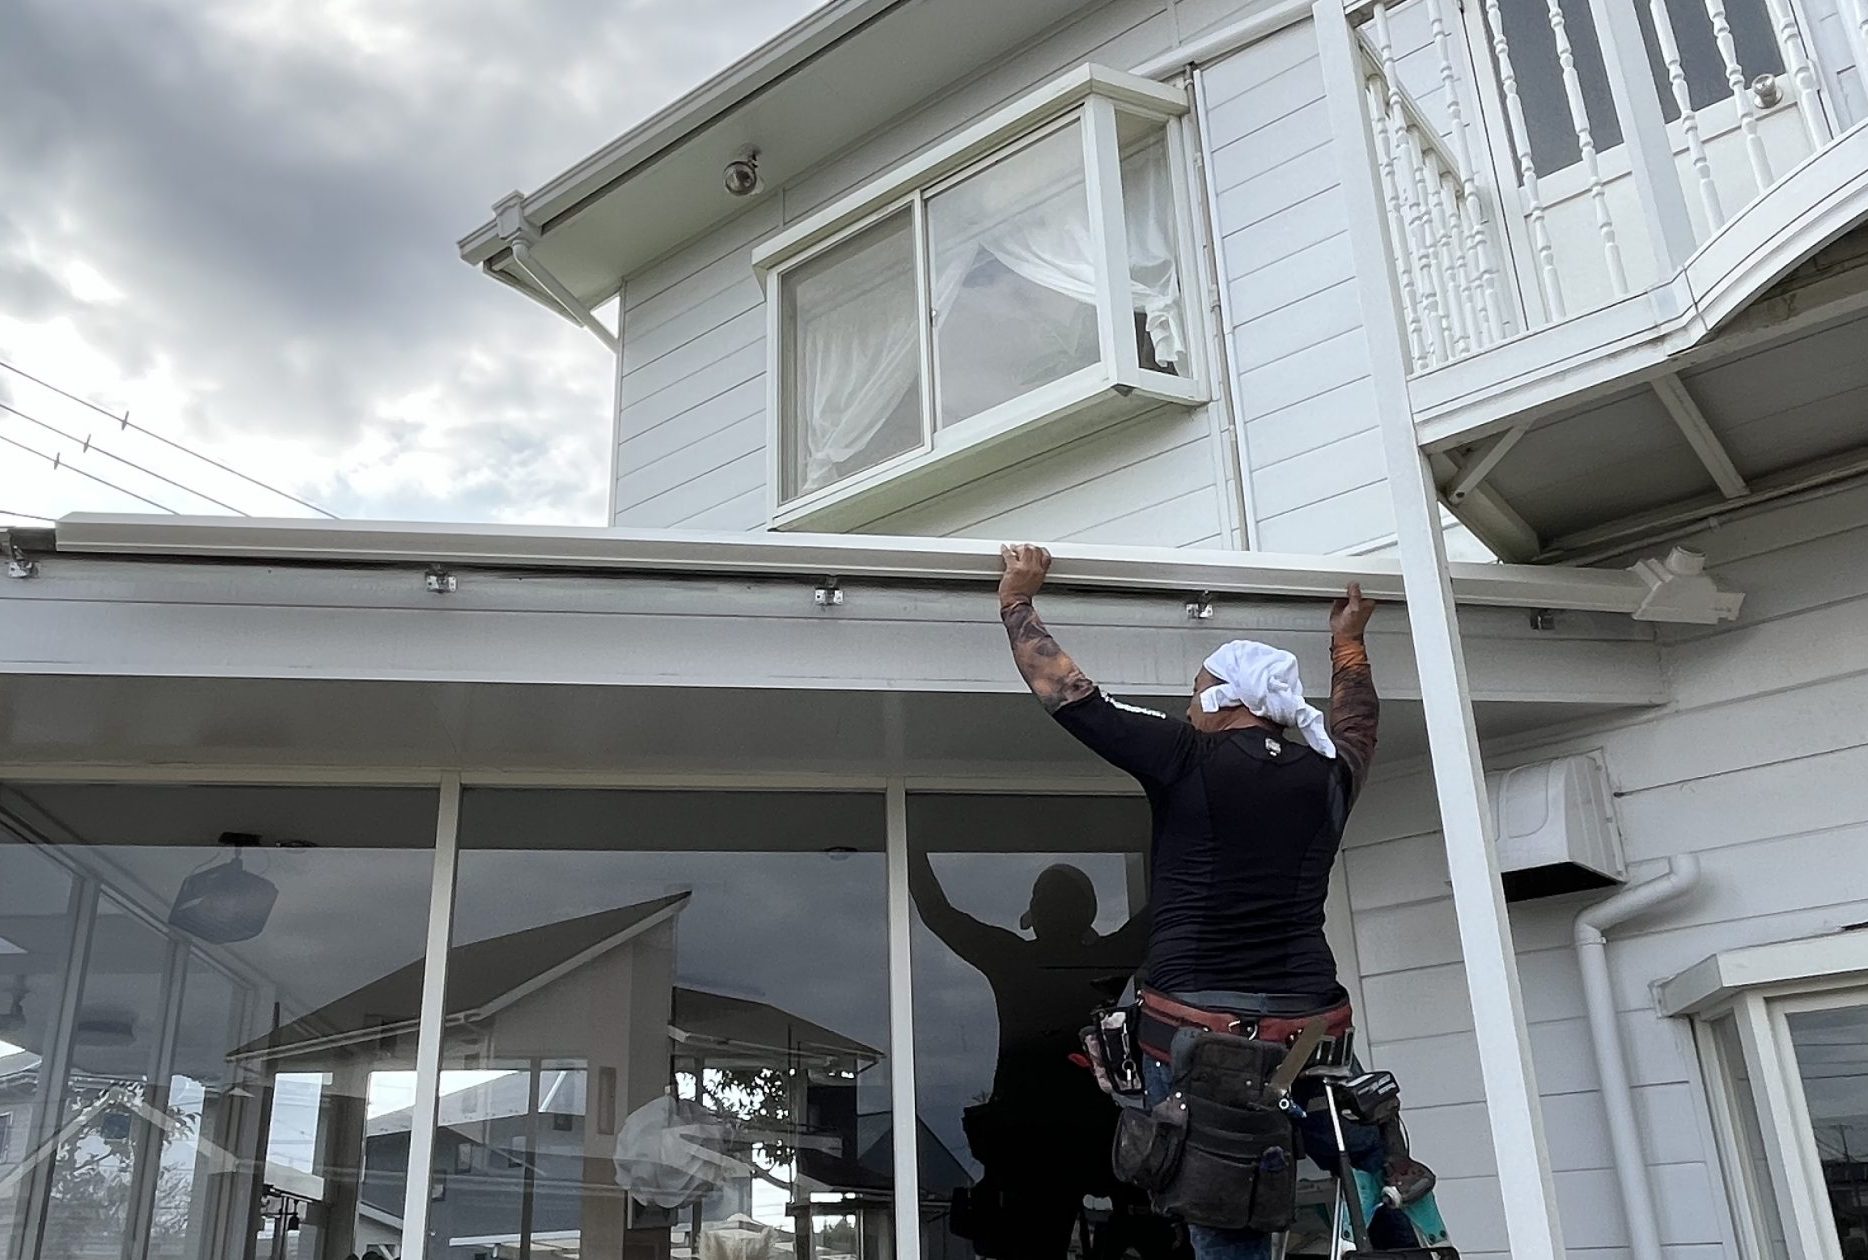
[0, 431, 178, 514]
[0, 399, 247, 515]
[0, 508, 56, 522]
[0, 357, 338, 518]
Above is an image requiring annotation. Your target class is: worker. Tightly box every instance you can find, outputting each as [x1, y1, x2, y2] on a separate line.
[995, 543, 1448, 1260]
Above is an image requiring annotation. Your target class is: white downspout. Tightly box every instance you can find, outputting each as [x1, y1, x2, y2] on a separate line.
[1573, 853, 1703, 1260]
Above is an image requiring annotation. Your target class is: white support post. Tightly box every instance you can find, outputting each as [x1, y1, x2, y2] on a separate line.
[1651, 0, 1725, 229]
[1315, 9, 1568, 1260]
[1706, 0, 1776, 193]
[885, 779, 923, 1260]
[1585, 0, 1701, 276]
[398, 776, 462, 1260]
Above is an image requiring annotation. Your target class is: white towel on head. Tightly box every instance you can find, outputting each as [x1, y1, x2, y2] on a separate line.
[1199, 640, 1337, 759]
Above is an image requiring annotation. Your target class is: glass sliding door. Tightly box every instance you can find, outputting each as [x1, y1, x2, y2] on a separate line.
[904, 794, 1159, 1260]
[430, 789, 892, 1260]
[0, 782, 437, 1260]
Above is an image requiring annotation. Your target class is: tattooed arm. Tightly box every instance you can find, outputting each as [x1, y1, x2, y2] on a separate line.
[1326, 583, 1379, 799]
[998, 544, 1096, 713]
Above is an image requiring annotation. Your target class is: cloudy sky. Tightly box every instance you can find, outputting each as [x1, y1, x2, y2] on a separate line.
[1, 0, 818, 527]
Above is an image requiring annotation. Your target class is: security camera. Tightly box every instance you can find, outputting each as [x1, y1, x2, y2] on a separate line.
[724, 148, 761, 197]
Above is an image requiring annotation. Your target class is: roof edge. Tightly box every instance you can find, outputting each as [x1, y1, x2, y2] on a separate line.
[42, 513, 1728, 621]
[457, 0, 910, 266]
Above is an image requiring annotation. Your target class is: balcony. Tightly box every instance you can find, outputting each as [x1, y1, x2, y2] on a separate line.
[1337, 0, 1868, 559]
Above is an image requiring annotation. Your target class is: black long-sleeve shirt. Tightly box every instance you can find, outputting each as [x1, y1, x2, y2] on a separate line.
[1001, 597, 1377, 1001]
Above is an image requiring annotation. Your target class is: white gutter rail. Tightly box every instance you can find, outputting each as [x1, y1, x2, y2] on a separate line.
[1573, 854, 1703, 1260]
[39, 514, 1746, 623]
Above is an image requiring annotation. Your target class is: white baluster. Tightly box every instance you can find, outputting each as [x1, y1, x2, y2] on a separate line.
[1427, 149, 1481, 352]
[1761, 0, 1833, 149]
[1416, 135, 1474, 356]
[1652, 0, 1724, 228]
[1483, 0, 1565, 318]
[1427, 0, 1507, 341]
[1704, 0, 1774, 192]
[1370, 3, 1455, 362]
[1364, 74, 1430, 367]
[1546, 0, 1628, 293]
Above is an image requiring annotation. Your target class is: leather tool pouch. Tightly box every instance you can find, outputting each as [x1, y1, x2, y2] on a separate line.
[1127, 1027, 1299, 1233]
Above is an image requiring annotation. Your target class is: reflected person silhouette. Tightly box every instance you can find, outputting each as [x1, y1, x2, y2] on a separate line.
[910, 848, 1152, 1259]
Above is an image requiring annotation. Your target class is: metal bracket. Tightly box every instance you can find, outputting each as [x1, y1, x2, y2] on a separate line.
[814, 578, 844, 608]
[1185, 591, 1215, 620]
[425, 566, 457, 595]
[7, 544, 37, 579]
[1529, 608, 1556, 631]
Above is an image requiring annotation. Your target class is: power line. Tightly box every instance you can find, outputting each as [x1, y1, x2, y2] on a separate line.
[0, 431, 177, 514]
[0, 399, 247, 515]
[0, 357, 338, 518]
[0, 508, 56, 523]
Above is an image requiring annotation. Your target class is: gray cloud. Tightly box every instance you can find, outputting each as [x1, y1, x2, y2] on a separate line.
[0, 0, 817, 522]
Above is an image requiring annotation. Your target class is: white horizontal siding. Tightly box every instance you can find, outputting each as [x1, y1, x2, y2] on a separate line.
[612, 0, 1259, 541]
[1203, 19, 1399, 554]
[1340, 485, 1868, 1258]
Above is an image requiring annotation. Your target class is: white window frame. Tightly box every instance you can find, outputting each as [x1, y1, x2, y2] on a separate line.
[751, 64, 1208, 531]
[1664, 933, 1868, 1260]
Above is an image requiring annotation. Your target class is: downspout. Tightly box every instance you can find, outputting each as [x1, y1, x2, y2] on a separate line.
[492, 192, 619, 353]
[1573, 853, 1703, 1260]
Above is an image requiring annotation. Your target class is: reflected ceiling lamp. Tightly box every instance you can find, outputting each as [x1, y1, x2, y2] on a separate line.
[168, 833, 280, 944]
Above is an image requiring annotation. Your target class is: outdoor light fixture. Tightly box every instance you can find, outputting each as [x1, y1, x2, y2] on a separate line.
[723, 147, 761, 197]
[168, 833, 280, 944]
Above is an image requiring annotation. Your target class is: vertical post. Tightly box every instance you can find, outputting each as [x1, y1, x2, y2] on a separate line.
[12, 879, 100, 1260]
[1314, 7, 1567, 1260]
[1760, 0, 1836, 147]
[884, 779, 922, 1260]
[1584, 0, 1700, 275]
[1427, 0, 1508, 340]
[398, 776, 462, 1260]
[124, 938, 190, 1260]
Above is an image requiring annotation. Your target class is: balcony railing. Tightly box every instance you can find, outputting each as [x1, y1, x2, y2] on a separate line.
[1346, 0, 1868, 374]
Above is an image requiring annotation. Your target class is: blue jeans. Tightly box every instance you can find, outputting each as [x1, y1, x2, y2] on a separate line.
[1141, 1058, 1388, 1260]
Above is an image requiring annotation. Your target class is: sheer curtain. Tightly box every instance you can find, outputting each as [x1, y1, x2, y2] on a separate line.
[790, 128, 1189, 497]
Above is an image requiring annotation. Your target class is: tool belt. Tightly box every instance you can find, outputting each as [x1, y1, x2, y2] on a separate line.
[1111, 1026, 1309, 1233]
[1136, 987, 1354, 1064]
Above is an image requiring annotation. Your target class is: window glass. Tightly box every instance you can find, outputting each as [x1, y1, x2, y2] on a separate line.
[432, 789, 892, 1260]
[928, 123, 1100, 429]
[0, 783, 436, 1260]
[1117, 118, 1190, 379]
[907, 794, 1170, 1259]
[1786, 1002, 1868, 1256]
[1485, 0, 1781, 174]
[782, 209, 924, 499]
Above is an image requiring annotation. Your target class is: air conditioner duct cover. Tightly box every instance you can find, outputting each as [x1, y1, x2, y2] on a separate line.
[1485, 754, 1625, 902]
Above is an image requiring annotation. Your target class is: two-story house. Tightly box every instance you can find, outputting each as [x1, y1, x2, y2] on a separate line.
[5, 0, 1868, 1258]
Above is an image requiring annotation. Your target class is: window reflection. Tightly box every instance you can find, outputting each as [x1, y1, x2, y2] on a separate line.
[906, 795, 1179, 1260]
[0, 783, 435, 1260]
[432, 789, 892, 1260]
[1787, 1003, 1868, 1257]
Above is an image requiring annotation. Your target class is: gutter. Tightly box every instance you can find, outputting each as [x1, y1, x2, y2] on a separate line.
[1573, 855, 1703, 1260]
[38, 514, 1743, 623]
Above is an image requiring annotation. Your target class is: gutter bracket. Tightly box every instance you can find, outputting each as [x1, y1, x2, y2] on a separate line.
[7, 542, 38, 579]
[493, 193, 619, 354]
[1629, 547, 1744, 624]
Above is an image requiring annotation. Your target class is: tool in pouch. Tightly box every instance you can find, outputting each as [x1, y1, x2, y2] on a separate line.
[1109, 1019, 1325, 1234]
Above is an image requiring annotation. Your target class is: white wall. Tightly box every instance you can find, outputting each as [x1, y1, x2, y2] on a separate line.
[1200, 19, 1403, 555]
[611, 0, 1273, 541]
[1340, 483, 1868, 1260]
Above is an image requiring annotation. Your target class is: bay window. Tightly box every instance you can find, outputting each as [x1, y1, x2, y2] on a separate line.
[757, 66, 1205, 528]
